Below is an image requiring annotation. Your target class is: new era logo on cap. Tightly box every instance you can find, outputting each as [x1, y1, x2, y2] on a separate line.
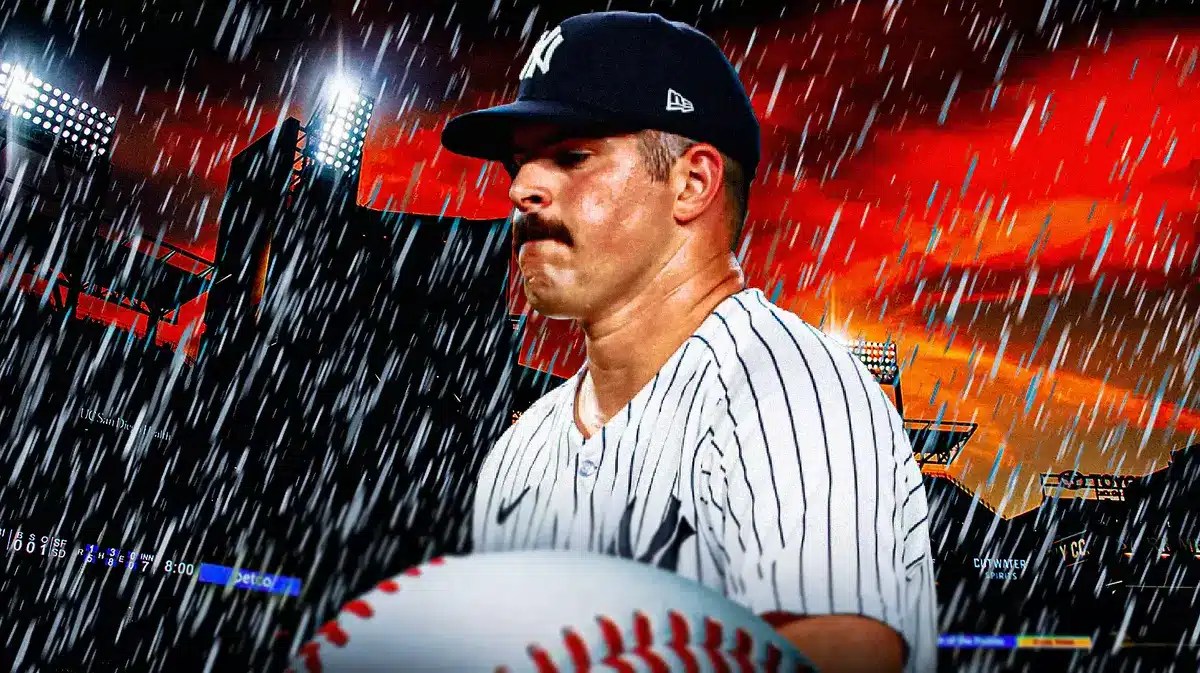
[666, 88, 694, 113]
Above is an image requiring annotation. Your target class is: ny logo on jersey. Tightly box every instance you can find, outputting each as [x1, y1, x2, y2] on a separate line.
[608, 496, 695, 572]
[519, 26, 565, 80]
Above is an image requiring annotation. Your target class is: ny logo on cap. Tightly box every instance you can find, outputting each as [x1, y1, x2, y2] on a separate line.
[519, 26, 565, 80]
[666, 88, 694, 113]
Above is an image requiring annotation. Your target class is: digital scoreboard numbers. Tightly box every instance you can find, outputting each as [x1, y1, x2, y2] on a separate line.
[81, 545, 158, 571]
[2, 525, 302, 597]
[78, 543, 302, 596]
[80, 547, 204, 579]
[2, 528, 68, 558]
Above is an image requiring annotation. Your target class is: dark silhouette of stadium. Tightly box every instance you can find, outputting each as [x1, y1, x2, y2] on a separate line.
[925, 443, 1200, 656]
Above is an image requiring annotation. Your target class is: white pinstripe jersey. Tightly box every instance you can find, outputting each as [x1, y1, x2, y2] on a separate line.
[474, 287, 937, 672]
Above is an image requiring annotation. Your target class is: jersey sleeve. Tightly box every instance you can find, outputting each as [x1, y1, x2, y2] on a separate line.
[700, 321, 916, 645]
[471, 424, 517, 552]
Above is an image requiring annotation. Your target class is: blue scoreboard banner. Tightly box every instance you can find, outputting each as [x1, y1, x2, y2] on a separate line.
[197, 563, 302, 597]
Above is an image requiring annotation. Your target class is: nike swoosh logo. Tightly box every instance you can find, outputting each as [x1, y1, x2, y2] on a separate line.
[496, 486, 532, 525]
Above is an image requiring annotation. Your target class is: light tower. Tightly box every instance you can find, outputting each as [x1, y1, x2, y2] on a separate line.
[208, 74, 376, 354]
[843, 337, 977, 475]
[298, 75, 374, 198]
[0, 62, 214, 347]
[847, 339, 901, 403]
[0, 61, 115, 315]
[0, 62, 117, 159]
[306, 77, 372, 172]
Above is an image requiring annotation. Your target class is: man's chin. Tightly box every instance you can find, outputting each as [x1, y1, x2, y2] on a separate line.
[524, 287, 581, 320]
[527, 300, 578, 320]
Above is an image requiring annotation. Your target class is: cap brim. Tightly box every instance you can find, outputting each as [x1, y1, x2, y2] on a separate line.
[441, 99, 630, 162]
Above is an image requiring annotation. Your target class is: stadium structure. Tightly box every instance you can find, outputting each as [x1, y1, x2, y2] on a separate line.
[0, 70, 518, 671]
[0, 63, 215, 350]
[833, 337, 1199, 656]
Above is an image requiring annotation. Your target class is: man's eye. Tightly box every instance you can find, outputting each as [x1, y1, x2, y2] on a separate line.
[503, 151, 587, 174]
[556, 151, 589, 167]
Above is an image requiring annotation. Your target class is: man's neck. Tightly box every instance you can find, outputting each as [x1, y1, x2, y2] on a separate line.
[573, 259, 745, 438]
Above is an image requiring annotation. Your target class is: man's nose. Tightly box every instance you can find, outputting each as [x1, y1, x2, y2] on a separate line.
[508, 163, 552, 213]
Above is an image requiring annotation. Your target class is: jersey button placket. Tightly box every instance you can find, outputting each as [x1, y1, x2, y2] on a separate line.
[577, 445, 601, 478]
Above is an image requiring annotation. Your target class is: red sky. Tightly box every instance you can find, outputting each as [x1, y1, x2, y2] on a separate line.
[46, 6, 1199, 516]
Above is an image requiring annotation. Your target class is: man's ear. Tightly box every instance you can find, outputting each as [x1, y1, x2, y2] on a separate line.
[671, 143, 724, 224]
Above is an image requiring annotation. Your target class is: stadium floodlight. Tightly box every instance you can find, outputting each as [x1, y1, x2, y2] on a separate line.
[847, 339, 900, 385]
[0, 62, 116, 160]
[307, 74, 373, 174]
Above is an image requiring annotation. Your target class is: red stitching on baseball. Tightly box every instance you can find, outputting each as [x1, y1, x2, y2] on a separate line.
[562, 627, 590, 668]
[670, 641, 701, 673]
[704, 616, 724, 649]
[667, 610, 690, 647]
[540, 610, 794, 673]
[732, 627, 754, 672]
[764, 642, 783, 673]
[709, 648, 733, 673]
[298, 640, 322, 673]
[733, 628, 752, 656]
[317, 620, 349, 647]
[633, 611, 654, 648]
[527, 644, 559, 672]
[342, 599, 373, 619]
[635, 647, 671, 673]
[603, 659, 637, 673]
[733, 649, 754, 670]
[301, 555, 800, 673]
[596, 615, 625, 657]
[293, 557, 454, 672]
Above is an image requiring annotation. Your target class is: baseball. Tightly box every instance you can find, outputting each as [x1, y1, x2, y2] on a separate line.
[288, 550, 819, 672]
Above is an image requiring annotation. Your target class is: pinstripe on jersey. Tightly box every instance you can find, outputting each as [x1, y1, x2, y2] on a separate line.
[473, 287, 937, 672]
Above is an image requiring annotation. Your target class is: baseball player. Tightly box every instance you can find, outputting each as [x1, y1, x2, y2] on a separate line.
[441, 11, 937, 673]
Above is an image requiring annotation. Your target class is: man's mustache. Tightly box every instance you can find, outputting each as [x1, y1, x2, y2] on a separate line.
[513, 212, 573, 248]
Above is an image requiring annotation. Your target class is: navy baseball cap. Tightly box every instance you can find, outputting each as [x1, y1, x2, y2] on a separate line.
[441, 11, 760, 180]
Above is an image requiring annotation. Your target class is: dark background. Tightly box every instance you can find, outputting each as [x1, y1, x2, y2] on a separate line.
[0, 0, 1197, 671]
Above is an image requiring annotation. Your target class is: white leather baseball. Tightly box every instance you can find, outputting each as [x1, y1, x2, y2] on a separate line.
[288, 550, 818, 672]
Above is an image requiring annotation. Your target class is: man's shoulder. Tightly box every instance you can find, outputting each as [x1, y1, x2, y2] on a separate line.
[701, 289, 839, 381]
[480, 382, 570, 475]
[700, 289, 885, 421]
